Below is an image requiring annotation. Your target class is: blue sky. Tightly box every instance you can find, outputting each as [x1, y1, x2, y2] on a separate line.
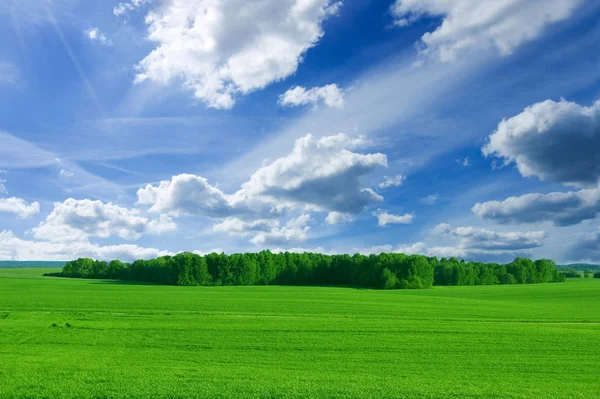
[1, 0, 600, 263]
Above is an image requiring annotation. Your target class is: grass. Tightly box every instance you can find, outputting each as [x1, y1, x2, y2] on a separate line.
[0, 268, 599, 399]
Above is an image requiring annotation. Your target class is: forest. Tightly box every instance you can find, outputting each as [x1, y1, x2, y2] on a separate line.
[57, 251, 566, 289]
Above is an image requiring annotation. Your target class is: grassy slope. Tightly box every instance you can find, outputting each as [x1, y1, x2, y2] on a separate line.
[0, 269, 598, 399]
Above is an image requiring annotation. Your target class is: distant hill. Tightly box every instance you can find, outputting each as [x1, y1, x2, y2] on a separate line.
[558, 263, 600, 271]
[0, 261, 65, 268]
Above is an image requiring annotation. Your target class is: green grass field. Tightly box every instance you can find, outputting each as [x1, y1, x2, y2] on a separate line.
[0, 269, 599, 398]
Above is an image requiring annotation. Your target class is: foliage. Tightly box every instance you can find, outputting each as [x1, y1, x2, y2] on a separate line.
[59, 252, 565, 289]
[562, 268, 583, 278]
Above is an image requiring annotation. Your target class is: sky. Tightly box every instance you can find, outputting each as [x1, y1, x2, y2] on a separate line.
[1, 0, 600, 263]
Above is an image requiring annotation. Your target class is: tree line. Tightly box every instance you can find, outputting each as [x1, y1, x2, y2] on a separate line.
[56, 251, 566, 289]
[561, 267, 600, 278]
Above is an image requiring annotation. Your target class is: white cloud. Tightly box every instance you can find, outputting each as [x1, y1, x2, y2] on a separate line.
[387, 224, 546, 262]
[421, 194, 438, 205]
[351, 241, 522, 260]
[250, 214, 311, 246]
[279, 84, 344, 108]
[483, 99, 600, 187]
[392, 0, 583, 61]
[239, 133, 386, 214]
[192, 248, 224, 256]
[138, 134, 385, 244]
[212, 217, 278, 236]
[0, 230, 172, 261]
[473, 188, 600, 227]
[0, 180, 6, 195]
[137, 174, 242, 218]
[134, 0, 341, 109]
[0, 197, 40, 218]
[441, 224, 545, 251]
[378, 174, 405, 189]
[32, 198, 176, 242]
[325, 211, 353, 224]
[114, 0, 150, 16]
[374, 209, 413, 227]
[393, 242, 428, 255]
[85, 28, 112, 46]
[140, 134, 387, 220]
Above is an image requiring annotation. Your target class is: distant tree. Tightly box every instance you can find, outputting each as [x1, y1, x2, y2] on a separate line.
[58, 251, 566, 290]
[563, 269, 582, 278]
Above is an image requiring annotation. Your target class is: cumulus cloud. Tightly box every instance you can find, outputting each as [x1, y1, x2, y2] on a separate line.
[567, 228, 600, 263]
[325, 211, 353, 224]
[473, 188, 600, 227]
[0, 230, 172, 261]
[392, 0, 582, 61]
[436, 224, 546, 251]
[85, 28, 112, 46]
[138, 133, 385, 244]
[134, 0, 342, 109]
[378, 174, 405, 189]
[239, 133, 386, 214]
[192, 248, 225, 256]
[373, 210, 413, 227]
[483, 99, 600, 187]
[393, 242, 428, 255]
[137, 174, 243, 218]
[32, 198, 175, 242]
[0, 197, 40, 218]
[382, 224, 546, 262]
[250, 214, 311, 246]
[139, 134, 386, 221]
[279, 84, 344, 108]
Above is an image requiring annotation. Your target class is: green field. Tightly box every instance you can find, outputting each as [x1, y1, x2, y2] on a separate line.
[0, 269, 599, 398]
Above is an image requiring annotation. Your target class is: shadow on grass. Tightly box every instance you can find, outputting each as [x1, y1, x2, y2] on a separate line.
[43, 272, 64, 278]
[46, 275, 379, 289]
[89, 279, 160, 286]
[90, 281, 377, 289]
[42, 273, 161, 286]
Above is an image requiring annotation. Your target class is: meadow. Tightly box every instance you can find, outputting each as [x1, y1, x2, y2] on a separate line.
[0, 268, 598, 398]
